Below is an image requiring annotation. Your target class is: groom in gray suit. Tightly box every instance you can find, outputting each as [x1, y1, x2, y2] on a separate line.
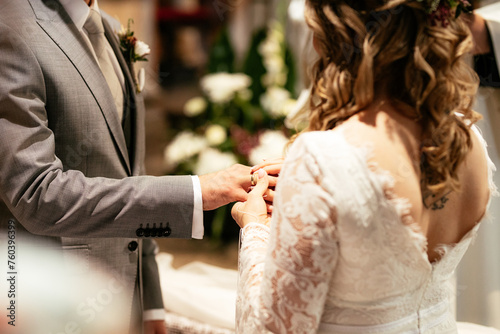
[0, 0, 253, 333]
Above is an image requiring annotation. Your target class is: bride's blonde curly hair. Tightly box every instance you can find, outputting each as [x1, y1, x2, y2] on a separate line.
[303, 0, 480, 196]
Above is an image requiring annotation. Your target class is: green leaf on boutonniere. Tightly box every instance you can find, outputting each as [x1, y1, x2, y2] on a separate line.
[118, 18, 150, 65]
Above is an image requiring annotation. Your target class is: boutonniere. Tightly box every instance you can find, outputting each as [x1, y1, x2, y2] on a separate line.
[118, 19, 150, 93]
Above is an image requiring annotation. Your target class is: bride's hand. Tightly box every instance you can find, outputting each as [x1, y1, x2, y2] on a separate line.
[252, 157, 283, 188]
[251, 157, 284, 204]
[232, 169, 271, 228]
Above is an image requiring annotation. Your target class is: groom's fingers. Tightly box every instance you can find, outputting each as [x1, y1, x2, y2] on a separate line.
[248, 170, 269, 199]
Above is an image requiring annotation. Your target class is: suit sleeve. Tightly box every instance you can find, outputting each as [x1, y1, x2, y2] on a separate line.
[0, 22, 194, 239]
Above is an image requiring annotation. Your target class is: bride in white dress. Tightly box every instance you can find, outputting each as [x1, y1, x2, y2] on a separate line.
[231, 0, 500, 333]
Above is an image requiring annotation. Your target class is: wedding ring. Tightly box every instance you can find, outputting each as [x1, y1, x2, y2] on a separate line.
[251, 173, 257, 186]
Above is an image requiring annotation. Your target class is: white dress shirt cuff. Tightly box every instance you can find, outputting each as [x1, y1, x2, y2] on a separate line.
[143, 308, 166, 322]
[191, 176, 204, 239]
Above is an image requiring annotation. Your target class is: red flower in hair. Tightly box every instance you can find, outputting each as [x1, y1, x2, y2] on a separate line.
[417, 0, 472, 27]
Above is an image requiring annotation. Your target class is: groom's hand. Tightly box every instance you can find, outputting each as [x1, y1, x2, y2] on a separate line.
[232, 169, 271, 228]
[199, 164, 252, 211]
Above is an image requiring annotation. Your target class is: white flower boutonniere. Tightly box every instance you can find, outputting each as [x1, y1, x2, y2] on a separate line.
[117, 19, 150, 93]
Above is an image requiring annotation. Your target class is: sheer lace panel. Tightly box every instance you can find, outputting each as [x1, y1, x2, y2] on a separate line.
[237, 138, 338, 333]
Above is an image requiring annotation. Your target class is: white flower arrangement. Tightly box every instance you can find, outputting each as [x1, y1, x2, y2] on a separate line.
[200, 73, 252, 104]
[259, 21, 288, 88]
[163, 131, 208, 170]
[194, 148, 238, 176]
[184, 97, 208, 117]
[163, 15, 298, 243]
[260, 86, 296, 119]
[205, 124, 227, 146]
[249, 130, 289, 166]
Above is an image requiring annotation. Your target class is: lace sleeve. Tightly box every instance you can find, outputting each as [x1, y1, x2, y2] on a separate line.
[236, 137, 339, 333]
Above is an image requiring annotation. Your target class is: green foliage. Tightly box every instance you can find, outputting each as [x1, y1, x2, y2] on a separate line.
[242, 28, 268, 105]
[166, 21, 299, 244]
[207, 27, 235, 74]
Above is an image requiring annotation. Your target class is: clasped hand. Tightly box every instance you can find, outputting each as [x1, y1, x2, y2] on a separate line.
[231, 158, 283, 228]
[198, 158, 282, 226]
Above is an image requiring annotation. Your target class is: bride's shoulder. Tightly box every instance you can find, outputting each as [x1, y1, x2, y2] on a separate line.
[290, 128, 350, 151]
[286, 129, 356, 170]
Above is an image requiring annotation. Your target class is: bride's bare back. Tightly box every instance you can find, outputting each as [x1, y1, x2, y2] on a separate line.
[342, 101, 491, 263]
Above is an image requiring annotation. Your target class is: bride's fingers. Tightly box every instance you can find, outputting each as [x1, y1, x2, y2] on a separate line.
[267, 175, 279, 187]
[233, 170, 270, 228]
[263, 188, 275, 203]
[261, 165, 282, 176]
[252, 158, 284, 173]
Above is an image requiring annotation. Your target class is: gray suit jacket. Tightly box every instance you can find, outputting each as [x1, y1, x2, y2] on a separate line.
[0, 0, 194, 330]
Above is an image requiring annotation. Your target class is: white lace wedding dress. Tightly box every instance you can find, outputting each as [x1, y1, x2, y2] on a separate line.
[237, 127, 500, 334]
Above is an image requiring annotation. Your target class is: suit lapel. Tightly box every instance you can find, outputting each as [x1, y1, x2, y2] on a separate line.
[28, 0, 132, 175]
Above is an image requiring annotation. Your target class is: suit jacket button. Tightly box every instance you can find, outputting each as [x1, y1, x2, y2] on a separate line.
[136, 225, 145, 237]
[128, 241, 138, 252]
[163, 227, 171, 237]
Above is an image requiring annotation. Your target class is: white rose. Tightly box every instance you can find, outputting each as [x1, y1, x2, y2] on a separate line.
[194, 148, 238, 175]
[268, 22, 285, 43]
[264, 55, 285, 75]
[135, 40, 150, 58]
[184, 97, 207, 117]
[262, 72, 288, 88]
[205, 124, 227, 146]
[200, 73, 252, 104]
[260, 86, 292, 118]
[164, 131, 207, 169]
[249, 130, 289, 166]
[258, 39, 281, 58]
